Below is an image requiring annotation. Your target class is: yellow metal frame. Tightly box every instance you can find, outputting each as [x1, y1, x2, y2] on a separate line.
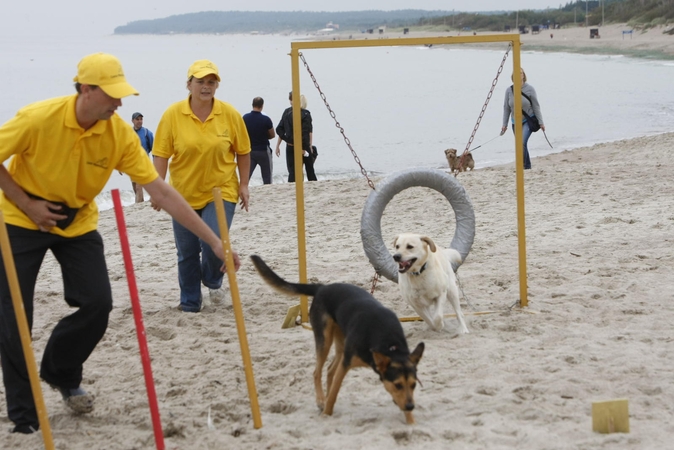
[288, 34, 528, 323]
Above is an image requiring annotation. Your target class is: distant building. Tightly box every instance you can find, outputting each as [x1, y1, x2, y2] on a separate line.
[326, 21, 340, 30]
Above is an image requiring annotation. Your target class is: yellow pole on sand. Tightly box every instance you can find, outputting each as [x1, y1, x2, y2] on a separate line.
[511, 38, 529, 308]
[0, 212, 55, 448]
[289, 48, 309, 323]
[212, 189, 262, 429]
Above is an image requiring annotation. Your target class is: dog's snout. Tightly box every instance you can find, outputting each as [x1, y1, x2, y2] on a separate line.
[393, 253, 401, 262]
[405, 402, 415, 411]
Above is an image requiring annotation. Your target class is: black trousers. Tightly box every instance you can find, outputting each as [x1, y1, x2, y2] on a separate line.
[0, 225, 112, 428]
[249, 148, 273, 184]
[285, 144, 317, 183]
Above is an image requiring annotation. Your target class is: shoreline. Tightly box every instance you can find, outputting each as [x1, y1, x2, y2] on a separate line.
[97, 130, 674, 211]
[302, 22, 674, 60]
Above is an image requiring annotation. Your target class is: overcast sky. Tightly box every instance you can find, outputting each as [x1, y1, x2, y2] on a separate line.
[1, 1, 564, 37]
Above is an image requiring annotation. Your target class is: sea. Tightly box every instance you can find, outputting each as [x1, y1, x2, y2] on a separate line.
[0, 33, 672, 210]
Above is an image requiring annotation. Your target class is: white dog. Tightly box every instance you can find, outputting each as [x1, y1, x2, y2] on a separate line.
[392, 233, 469, 334]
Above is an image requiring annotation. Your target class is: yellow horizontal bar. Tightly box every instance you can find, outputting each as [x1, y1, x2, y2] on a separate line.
[291, 34, 519, 51]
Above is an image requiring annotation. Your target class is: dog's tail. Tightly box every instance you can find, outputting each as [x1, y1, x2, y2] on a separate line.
[250, 255, 321, 297]
[444, 248, 463, 266]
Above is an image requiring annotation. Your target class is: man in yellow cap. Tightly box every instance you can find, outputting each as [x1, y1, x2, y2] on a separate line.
[0, 53, 238, 434]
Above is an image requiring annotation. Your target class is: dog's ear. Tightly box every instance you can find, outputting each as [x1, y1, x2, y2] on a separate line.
[410, 342, 425, 366]
[371, 351, 391, 376]
[420, 236, 436, 252]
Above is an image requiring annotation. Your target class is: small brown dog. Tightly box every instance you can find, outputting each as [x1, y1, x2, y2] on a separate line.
[444, 148, 475, 172]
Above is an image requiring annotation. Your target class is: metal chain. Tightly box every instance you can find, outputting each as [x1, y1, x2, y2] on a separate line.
[455, 272, 473, 310]
[370, 272, 380, 294]
[454, 44, 512, 176]
[299, 52, 376, 191]
[298, 52, 381, 291]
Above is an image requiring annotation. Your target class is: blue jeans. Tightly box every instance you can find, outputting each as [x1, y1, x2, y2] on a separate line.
[512, 121, 533, 170]
[172, 200, 235, 312]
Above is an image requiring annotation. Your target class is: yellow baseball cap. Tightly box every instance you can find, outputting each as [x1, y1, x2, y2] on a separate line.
[187, 59, 221, 81]
[73, 53, 139, 99]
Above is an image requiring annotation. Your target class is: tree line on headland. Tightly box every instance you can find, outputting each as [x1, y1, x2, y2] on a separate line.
[430, 0, 673, 32]
[113, 10, 450, 34]
[113, 0, 674, 35]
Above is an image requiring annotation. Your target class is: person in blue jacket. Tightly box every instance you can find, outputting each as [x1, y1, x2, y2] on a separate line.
[131, 112, 154, 201]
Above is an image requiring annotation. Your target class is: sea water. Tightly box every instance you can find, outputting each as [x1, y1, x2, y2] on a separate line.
[0, 33, 672, 210]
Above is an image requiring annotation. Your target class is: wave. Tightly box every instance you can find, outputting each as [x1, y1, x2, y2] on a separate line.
[96, 190, 137, 211]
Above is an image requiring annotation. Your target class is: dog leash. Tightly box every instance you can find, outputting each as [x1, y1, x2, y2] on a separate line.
[468, 134, 503, 154]
[543, 130, 553, 149]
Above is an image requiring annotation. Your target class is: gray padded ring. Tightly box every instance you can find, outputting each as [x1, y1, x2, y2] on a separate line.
[360, 168, 475, 283]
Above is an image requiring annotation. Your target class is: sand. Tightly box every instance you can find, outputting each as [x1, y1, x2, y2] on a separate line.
[1, 130, 673, 449]
[2, 25, 674, 448]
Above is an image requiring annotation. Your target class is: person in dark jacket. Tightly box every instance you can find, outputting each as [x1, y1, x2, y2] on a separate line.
[275, 92, 316, 182]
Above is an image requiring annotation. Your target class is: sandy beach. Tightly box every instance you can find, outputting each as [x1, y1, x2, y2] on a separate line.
[1, 129, 673, 449]
[2, 22, 674, 449]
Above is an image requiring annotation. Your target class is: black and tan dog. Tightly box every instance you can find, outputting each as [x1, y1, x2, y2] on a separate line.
[250, 255, 424, 424]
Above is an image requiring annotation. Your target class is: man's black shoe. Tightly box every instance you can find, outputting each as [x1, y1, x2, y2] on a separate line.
[53, 385, 94, 414]
[11, 424, 39, 434]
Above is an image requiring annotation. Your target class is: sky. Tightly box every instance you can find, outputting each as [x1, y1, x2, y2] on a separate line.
[1, 1, 564, 37]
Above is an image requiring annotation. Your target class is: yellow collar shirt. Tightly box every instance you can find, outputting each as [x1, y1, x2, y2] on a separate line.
[0, 95, 158, 237]
[152, 98, 251, 209]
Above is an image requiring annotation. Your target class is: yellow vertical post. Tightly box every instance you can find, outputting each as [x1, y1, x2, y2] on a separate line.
[511, 38, 529, 308]
[290, 49, 309, 322]
[0, 212, 55, 448]
[212, 190, 262, 429]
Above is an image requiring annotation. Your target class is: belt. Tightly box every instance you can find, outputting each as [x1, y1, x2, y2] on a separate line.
[26, 192, 81, 230]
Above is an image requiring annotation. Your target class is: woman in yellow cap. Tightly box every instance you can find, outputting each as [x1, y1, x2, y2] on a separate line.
[152, 60, 251, 313]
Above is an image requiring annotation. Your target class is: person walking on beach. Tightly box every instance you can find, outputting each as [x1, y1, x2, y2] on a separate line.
[0, 53, 238, 435]
[500, 68, 545, 170]
[130, 111, 154, 202]
[151, 59, 251, 313]
[243, 97, 275, 184]
[275, 92, 317, 182]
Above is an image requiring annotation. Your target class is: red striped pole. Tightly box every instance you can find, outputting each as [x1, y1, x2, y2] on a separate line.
[111, 189, 165, 450]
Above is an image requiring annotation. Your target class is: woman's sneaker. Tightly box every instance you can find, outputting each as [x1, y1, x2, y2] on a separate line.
[209, 287, 227, 305]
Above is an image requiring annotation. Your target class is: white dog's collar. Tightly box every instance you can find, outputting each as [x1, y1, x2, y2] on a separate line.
[411, 263, 427, 276]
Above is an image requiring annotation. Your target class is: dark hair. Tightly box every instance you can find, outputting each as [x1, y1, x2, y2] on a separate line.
[252, 97, 264, 108]
[74, 82, 98, 94]
[288, 91, 293, 101]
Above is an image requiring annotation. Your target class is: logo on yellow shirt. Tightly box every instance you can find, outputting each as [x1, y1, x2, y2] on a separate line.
[217, 129, 230, 138]
[87, 157, 109, 169]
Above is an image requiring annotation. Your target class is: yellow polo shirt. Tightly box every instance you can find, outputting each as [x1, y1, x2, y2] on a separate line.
[153, 98, 251, 209]
[0, 95, 158, 237]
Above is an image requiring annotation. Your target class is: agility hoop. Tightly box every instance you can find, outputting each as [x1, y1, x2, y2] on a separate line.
[360, 168, 476, 283]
